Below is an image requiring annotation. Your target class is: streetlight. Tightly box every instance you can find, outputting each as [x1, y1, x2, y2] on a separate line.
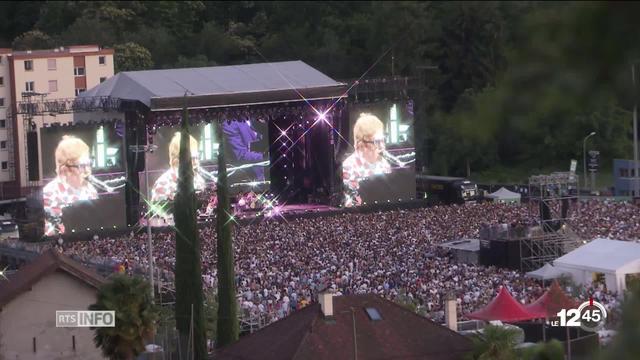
[583, 132, 596, 191]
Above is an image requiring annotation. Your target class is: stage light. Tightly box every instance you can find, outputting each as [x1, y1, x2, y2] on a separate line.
[87, 228, 90, 231]
[72, 229, 76, 233]
[101, 227, 104, 230]
[281, 130, 287, 136]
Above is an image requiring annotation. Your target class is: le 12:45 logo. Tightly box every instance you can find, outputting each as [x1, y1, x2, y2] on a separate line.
[553, 298, 607, 332]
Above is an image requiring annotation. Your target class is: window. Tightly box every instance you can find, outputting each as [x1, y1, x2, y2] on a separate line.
[25, 81, 35, 92]
[1, 162, 7, 170]
[620, 168, 630, 177]
[0, 98, 4, 107]
[74, 67, 85, 76]
[0, 77, 3, 86]
[48, 80, 58, 92]
[0, 141, 6, 149]
[100, 77, 107, 83]
[24, 60, 33, 71]
[0, 120, 5, 128]
[99, 56, 106, 65]
[365, 307, 383, 321]
[74, 88, 86, 96]
[47, 58, 56, 70]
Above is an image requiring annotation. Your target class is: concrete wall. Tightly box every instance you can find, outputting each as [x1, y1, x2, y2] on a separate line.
[0, 271, 105, 360]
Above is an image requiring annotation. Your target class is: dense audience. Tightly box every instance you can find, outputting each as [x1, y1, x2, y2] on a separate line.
[4, 200, 637, 326]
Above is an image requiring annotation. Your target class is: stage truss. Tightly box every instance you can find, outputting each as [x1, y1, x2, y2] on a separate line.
[520, 172, 582, 272]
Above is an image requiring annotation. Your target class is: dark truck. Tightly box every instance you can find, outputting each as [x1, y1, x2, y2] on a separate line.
[416, 175, 480, 205]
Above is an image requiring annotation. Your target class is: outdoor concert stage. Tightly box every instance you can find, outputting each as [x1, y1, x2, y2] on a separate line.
[19, 60, 417, 241]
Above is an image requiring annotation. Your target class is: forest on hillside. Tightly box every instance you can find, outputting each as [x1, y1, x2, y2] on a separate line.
[1, 1, 637, 181]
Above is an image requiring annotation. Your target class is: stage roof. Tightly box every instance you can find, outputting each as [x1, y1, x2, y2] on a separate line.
[80, 60, 347, 111]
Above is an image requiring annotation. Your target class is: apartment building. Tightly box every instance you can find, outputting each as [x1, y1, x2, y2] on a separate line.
[0, 45, 114, 199]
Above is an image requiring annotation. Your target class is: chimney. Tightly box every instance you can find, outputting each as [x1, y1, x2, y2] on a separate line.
[318, 291, 334, 317]
[444, 296, 457, 332]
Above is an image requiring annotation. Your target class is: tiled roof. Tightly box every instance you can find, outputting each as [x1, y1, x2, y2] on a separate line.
[216, 294, 472, 360]
[0, 249, 105, 308]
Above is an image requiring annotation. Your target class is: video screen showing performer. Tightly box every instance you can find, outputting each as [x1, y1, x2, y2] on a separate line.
[143, 121, 270, 225]
[342, 102, 416, 207]
[40, 123, 127, 237]
[149, 132, 209, 221]
[222, 118, 267, 182]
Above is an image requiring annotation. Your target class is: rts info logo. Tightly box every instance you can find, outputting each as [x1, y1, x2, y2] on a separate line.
[56, 311, 115, 328]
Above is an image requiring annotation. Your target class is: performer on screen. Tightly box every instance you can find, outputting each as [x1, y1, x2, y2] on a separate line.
[150, 132, 207, 218]
[222, 118, 266, 181]
[342, 113, 391, 207]
[43, 135, 99, 236]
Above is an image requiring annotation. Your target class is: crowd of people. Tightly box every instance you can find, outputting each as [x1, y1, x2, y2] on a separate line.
[44, 199, 637, 326]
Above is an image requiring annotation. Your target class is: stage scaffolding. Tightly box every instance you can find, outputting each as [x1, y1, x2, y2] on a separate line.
[520, 172, 582, 272]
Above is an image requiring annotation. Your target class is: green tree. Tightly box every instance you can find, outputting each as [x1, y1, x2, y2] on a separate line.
[114, 42, 154, 72]
[204, 290, 219, 343]
[601, 283, 640, 359]
[522, 340, 564, 360]
[216, 121, 239, 347]
[174, 105, 207, 359]
[89, 275, 159, 360]
[0, 1, 44, 46]
[11, 30, 56, 50]
[467, 324, 520, 360]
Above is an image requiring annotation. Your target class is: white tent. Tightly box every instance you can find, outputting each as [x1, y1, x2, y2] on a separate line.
[526, 263, 569, 281]
[553, 238, 640, 294]
[486, 187, 521, 204]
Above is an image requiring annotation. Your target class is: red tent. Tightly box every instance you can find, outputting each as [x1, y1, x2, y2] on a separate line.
[467, 287, 545, 322]
[525, 281, 577, 318]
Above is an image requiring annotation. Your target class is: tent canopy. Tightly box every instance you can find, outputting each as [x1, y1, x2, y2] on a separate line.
[467, 287, 545, 322]
[78, 60, 346, 113]
[525, 281, 577, 318]
[486, 187, 521, 201]
[554, 238, 640, 274]
[525, 263, 569, 281]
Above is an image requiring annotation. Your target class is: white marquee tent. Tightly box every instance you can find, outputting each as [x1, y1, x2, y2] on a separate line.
[553, 238, 640, 294]
[525, 263, 569, 281]
[486, 187, 521, 204]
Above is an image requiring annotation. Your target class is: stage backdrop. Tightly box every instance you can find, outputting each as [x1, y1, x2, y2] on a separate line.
[38, 122, 127, 237]
[340, 100, 416, 207]
[140, 119, 270, 223]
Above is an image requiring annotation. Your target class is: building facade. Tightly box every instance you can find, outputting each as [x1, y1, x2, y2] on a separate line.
[613, 158, 640, 197]
[0, 45, 114, 200]
[0, 250, 106, 360]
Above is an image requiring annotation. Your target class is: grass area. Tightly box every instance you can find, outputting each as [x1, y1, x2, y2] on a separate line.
[469, 164, 615, 190]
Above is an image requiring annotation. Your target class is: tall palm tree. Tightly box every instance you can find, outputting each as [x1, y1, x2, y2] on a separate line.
[89, 274, 159, 360]
[468, 324, 520, 360]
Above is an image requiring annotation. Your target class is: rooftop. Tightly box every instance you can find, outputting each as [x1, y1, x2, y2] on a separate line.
[0, 249, 105, 308]
[79, 60, 346, 111]
[216, 293, 472, 360]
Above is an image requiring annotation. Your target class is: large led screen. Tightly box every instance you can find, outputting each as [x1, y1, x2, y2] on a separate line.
[141, 119, 270, 225]
[40, 122, 127, 236]
[342, 101, 416, 207]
